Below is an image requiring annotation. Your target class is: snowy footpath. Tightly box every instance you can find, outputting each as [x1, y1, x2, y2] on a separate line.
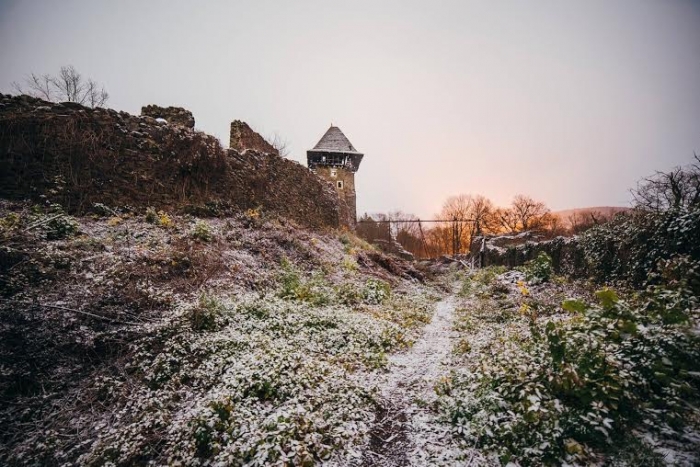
[359, 292, 486, 466]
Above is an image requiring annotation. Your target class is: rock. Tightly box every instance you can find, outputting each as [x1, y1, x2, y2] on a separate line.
[141, 104, 195, 128]
[372, 239, 415, 261]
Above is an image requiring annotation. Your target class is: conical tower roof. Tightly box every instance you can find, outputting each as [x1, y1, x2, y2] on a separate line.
[310, 125, 361, 154]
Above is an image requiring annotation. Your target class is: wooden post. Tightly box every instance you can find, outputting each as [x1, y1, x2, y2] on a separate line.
[479, 237, 486, 268]
[418, 219, 430, 258]
[452, 216, 458, 256]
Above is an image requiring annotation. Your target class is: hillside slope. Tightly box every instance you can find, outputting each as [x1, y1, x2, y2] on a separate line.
[0, 201, 436, 465]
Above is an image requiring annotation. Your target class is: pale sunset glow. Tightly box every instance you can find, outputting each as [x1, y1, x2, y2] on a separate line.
[2, 2, 700, 465]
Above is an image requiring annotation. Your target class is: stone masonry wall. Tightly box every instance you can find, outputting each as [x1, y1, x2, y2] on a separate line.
[313, 167, 357, 225]
[0, 94, 350, 229]
[141, 105, 195, 128]
[230, 120, 278, 155]
[470, 232, 587, 277]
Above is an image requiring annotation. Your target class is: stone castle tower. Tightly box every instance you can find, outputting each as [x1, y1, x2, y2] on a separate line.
[307, 126, 364, 225]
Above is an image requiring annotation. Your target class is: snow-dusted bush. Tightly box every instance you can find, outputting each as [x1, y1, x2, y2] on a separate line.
[362, 278, 391, 305]
[444, 280, 700, 464]
[520, 252, 553, 284]
[191, 219, 213, 242]
[189, 293, 225, 331]
[40, 204, 79, 240]
[145, 206, 158, 224]
[278, 258, 332, 305]
[0, 205, 437, 465]
[459, 266, 507, 297]
[336, 282, 362, 305]
[580, 207, 700, 293]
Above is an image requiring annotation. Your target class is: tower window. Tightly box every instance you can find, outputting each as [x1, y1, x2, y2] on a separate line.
[330, 169, 337, 178]
[337, 181, 344, 189]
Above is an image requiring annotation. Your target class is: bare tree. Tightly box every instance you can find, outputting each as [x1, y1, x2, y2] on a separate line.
[495, 207, 520, 233]
[269, 132, 290, 158]
[567, 210, 600, 234]
[440, 195, 473, 254]
[387, 210, 419, 238]
[11, 65, 109, 108]
[425, 224, 453, 257]
[12, 73, 53, 101]
[538, 212, 566, 238]
[388, 210, 425, 256]
[510, 194, 550, 231]
[469, 195, 496, 238]
[632, 155, 700, 212]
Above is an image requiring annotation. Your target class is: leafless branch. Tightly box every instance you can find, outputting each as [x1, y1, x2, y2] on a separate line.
[10, 65, 109, 108]
[631, 157, 700, 212]
[269, 132, 290, 157]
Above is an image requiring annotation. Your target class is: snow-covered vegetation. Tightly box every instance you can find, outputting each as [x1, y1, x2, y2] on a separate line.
[2, 160, 699, 466]
[0, 201, 438, 466]
[439, 265, 700, 466]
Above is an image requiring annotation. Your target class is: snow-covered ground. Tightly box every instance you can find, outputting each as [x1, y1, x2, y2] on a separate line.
[356, 288, 491, 467]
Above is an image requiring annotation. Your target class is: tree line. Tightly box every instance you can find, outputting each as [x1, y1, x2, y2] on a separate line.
[357, 194, 620, 259]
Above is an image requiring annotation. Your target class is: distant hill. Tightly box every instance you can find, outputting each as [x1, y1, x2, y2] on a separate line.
[553, 206, 631, 227]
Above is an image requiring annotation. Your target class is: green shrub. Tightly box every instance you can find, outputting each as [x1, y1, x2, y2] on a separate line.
[294, 273, 331, 306]
[191, 220, 213, 242]
[341, 256, 358, 272]
[278, 258, 330, 306]
[42, 205, 79, 240]
[145, 207, 158, 224]
[443, 286, 700, 464]
[580, 207, 700, 293]
[336, 282, 362, 305]
[460, 266, 506, 296]
[189, 294, 225, 331]
[338, 232, 374, 254]
[278, 258, 301, 299]
[521, 252, 553, 284]
[362, 278, 391, 305]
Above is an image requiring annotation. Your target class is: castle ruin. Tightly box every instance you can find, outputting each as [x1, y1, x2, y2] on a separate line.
[307, 126, 364, 225]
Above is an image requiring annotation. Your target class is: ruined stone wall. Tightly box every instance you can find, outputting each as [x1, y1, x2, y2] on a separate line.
[470, 233, 587, 276]
[231, 152, 352, 228]
[141, 105, 195, 128]
[0, 94, 350, 229]
[313, 167, 357, 224]
[230, 120, 278, 155]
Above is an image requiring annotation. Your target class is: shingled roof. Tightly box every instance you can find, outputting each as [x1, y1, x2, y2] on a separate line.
[310, 125, 362, 154]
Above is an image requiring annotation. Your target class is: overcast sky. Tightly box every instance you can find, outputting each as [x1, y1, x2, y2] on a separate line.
[1, 0, 699, 218]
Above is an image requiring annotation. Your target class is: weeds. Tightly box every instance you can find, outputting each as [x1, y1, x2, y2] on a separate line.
[278, 258, 331, 305]
[520, 252, 553, 284]
[339, 231, 374, 254]
[362, 278, 391, 305]
[460, 266, 506, 296]
[189, 294, 225, 331]
[146, 207, 174, 228]
[0, 200, 438, 466]
[191, 220, 213, 242]
[41, 204, 79, 240]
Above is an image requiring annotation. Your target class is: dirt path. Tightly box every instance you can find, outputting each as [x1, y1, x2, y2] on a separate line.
[361, 291, 484, 466]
